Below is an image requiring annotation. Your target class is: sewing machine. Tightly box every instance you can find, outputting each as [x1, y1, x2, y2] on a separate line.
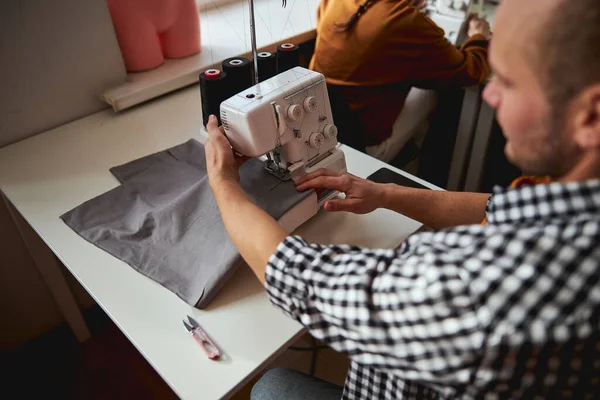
[219, 66, 347, 231]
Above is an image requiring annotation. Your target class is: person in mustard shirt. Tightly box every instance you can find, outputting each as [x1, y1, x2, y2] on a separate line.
[309, 0, 492, 162]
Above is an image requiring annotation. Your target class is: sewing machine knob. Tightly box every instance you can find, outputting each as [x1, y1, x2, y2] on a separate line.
[287, 104, 305, 121]
[303, 96, 318, 113]
[309, 132, 325, 148]
[322, 124, 338, 139]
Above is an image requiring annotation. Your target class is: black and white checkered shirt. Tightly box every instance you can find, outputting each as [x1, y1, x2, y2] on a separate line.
[265, 180, 600, 399]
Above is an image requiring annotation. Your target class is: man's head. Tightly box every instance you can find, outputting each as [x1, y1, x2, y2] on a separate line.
[483, 0, 600, 180]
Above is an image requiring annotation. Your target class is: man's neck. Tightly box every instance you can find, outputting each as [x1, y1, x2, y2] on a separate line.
[558, 153, 600, 183]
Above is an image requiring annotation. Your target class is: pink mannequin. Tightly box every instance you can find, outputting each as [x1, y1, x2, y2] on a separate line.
[107, 0, 201, 72]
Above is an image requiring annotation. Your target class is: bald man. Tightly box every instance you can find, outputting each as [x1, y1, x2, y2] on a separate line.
[204, 0, 600, 398]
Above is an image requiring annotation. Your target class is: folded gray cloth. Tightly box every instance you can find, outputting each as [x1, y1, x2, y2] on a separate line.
[61, 139, 312, 308]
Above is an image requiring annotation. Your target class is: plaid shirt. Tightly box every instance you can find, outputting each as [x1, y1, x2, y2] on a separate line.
[266, 180, 600, 399]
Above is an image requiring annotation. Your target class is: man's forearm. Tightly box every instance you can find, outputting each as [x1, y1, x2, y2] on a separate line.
[211, 179, 287, 284]
[380, 184, 490, 230]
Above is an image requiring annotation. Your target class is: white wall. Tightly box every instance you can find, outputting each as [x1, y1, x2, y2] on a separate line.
[0, 0, 127, 147]
[0, 0, 127, 349]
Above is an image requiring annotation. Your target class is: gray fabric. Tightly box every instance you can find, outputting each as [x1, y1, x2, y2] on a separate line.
[251, 368, 343, 400]
[61, 139, 312, 308]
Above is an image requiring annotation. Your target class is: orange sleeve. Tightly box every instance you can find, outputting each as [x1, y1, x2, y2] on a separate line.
[315, 0, 329, 34]
[386, 14, 491, 87]
[310, 1, 491, 88]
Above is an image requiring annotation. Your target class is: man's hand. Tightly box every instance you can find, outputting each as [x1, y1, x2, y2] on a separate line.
[468, 14, 491, 40]
[298, 170, 491, 230]
[295, 169, 385, 214]
[204, 115, 248, 186]
[204, 114, 285, 283]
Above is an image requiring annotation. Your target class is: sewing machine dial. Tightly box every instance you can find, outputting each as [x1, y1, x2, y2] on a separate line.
[303, 96, 318, 113]
[322, 124, 338, 139]
[309, 132, 325, 148]
[287, 104, 305, 121]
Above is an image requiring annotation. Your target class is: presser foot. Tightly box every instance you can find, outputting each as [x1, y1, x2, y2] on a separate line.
[265, 160, 291, 181]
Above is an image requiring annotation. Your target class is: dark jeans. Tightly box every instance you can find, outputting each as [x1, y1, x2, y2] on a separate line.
[251, 368, 344, 400]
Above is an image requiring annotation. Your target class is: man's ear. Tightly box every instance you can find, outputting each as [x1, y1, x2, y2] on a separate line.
[573, 84, 600, 149]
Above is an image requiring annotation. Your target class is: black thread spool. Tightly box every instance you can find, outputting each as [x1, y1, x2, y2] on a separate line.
[277, 43, 300, 73]
[199, 69, 230, 126]
[257, 52, 277, 81]
[222, 57, 253, 94]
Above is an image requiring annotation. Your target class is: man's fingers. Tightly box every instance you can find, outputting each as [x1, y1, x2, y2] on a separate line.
[205, 115, 236, 150]
[296, 175, 347, 192]
[235, 154, 250, 168]
[296, 169, 342, 185]
[296, 169, 340, 185]
[207, 115, 228, 139]
[206, 114, 220, 134]
[324, 198, 362, 213]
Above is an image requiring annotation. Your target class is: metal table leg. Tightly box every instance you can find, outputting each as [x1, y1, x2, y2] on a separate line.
[447, 85, 482, 191]
[463, 101, 496, 192]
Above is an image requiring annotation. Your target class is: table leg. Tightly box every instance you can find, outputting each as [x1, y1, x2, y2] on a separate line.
[447, 86, 483, 191]
[2, 194, 91, 342]
[463, 102, 496, 192]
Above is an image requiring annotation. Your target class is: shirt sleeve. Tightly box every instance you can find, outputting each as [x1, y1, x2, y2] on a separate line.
[386, 13, 491, 88]
[315, 0, 329, 33]
[265, 234, 486, 386]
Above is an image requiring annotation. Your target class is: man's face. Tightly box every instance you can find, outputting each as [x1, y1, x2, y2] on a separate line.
[482, 0, 578, 177]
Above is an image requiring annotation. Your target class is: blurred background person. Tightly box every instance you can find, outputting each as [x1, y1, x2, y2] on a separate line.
[310, 0, 491, 165]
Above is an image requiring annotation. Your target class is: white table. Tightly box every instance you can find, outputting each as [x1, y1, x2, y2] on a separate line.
[0, 84, 437, 399]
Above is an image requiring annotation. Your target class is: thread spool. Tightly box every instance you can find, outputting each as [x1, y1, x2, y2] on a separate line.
[222, 57, 253, 94]
[257, 52, 277, 81]
[199, 69, 230, 126]
[277, 43, 300, 73]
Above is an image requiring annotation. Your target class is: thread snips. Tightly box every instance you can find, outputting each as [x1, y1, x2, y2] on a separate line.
[183, 315, 221, 360]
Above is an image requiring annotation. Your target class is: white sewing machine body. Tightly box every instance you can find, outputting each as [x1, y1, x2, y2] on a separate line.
[219, 67, 347, 232]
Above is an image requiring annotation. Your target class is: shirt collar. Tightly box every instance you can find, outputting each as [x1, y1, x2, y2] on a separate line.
[486, 179, 600, 225]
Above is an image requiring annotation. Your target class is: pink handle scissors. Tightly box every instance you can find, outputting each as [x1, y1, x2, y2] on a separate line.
[183, 315, 221, 360]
